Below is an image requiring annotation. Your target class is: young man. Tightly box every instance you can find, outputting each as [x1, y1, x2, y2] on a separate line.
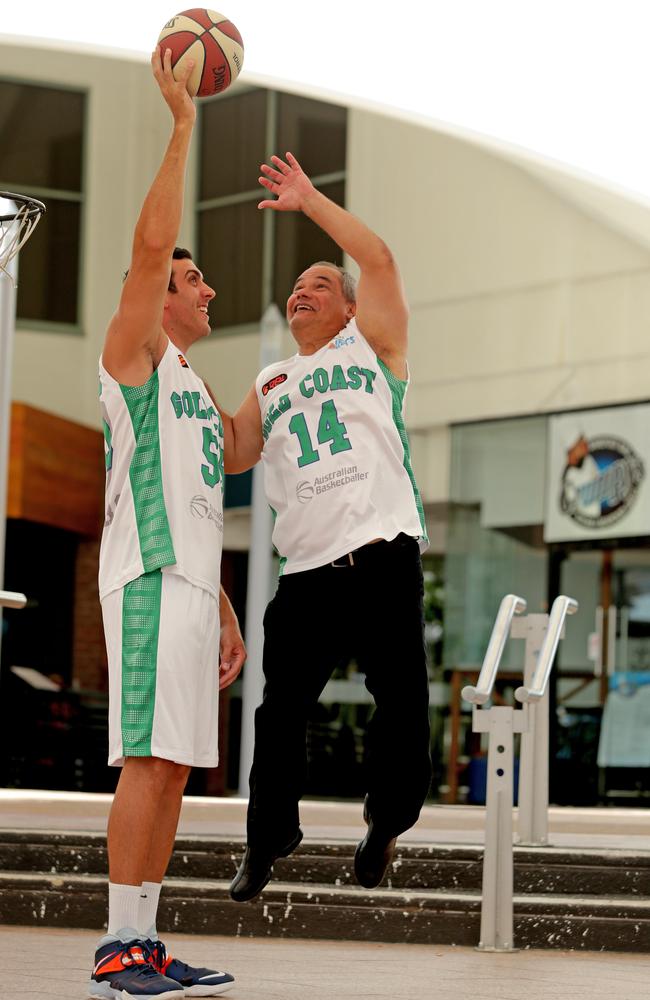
[218, 152, 432, 903]
[90, 50, 244, 999]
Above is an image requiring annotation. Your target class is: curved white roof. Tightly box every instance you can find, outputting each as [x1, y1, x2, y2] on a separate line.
[3, 0, 650, 247]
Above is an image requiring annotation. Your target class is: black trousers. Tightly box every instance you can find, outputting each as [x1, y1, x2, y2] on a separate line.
[246, 533, 432, 852]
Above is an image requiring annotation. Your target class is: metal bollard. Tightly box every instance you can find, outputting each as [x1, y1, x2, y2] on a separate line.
[516, 596, 579, 847]
[462, 594, 527, 953]
[463, 593, 578, 951]
[472, 703, 527, 951]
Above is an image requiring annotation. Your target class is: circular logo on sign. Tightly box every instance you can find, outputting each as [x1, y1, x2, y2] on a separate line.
[296, 480, 314, 503]
[559, 434, 645, 529]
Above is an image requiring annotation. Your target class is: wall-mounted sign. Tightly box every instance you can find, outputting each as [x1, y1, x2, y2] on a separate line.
[544, 405, 650, 542]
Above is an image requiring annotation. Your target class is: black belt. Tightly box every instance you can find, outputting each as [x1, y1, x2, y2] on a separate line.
[330, 533, 412, 568]
[331, 550, 358, 567]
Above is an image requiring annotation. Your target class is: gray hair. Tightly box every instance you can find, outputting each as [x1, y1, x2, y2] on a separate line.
[309, 261, 357, 304]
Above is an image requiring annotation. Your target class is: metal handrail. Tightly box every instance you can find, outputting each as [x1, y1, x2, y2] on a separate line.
[515, 596, 578, 703]
[461, 594, 527, 705]
[0, 590, 26, 609]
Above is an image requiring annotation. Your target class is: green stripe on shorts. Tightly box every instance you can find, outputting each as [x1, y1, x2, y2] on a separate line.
[121, 570, 162, 757]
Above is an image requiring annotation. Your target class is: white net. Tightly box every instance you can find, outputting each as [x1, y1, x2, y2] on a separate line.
[0, 193, 45, 282]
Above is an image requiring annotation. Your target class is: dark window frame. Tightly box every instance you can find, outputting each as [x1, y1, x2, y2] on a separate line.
[196, 85, 347, 336]
[0, 76, 87, 334]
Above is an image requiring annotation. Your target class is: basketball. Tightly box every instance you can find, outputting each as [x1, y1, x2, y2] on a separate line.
[157, 8, 244, 98]
[296, 481, 314, 504]
[190, 494, 209, 518]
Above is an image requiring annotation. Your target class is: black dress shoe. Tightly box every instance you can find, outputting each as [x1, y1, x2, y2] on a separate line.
[354, 820, 397, 889]
[229, 830, 303, 902]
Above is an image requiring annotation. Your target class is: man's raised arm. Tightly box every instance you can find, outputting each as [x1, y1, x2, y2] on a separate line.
[102, 49, 197, 385]
[204, 382, 264, 475]
[258, 152, 409, 378]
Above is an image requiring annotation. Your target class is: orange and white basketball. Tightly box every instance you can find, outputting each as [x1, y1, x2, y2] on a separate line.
[157, 8, 244, 98]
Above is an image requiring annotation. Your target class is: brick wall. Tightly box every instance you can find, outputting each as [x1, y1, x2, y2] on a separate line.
[72, 538, 107, 692]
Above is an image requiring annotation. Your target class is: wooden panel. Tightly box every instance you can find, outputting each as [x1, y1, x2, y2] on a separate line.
[8, 402, 104, 538]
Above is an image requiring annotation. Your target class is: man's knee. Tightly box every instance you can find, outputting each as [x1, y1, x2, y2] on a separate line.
[124, 755, 191, 789]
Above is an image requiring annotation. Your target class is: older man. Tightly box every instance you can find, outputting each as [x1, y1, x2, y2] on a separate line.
[219, 151, 432, 903]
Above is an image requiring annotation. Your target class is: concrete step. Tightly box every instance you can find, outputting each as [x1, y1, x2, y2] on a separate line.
[2, 869, 650, 951]
[1, 830, 649, 896]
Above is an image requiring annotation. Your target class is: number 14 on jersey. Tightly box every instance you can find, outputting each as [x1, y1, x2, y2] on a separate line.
[288, 400, 351, 468]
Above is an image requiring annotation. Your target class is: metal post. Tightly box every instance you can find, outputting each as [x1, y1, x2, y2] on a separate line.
[238, 303, 285, 796]
[0, 202, 18, 667]
[515, 596, 579, 846]
[473, 705, 527, 951]
[512, 614, 549, 846]
[461, 594, 527, 953]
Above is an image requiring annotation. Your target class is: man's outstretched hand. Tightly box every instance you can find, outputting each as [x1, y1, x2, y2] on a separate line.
[258, 152, 315, 212]
[151, 46, 197, 126]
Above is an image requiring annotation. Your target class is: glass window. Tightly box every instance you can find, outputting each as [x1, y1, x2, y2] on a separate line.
[444, 417, 548, 670]
[276, 94, 347, 178]
[16, 199, 81, 325]
[200, 90, 266, 200]
[0, 82, 84, 191]
[198, 88, 347, 332]
[273, 180, 345, 307]
[0, 79, 85, 328]
[198, 200, 264, 328]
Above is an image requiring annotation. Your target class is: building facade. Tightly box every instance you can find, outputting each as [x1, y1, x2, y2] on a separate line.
[3, 35, 650, 803]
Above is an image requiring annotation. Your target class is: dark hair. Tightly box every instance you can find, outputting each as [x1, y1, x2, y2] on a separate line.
[168, 247, 193, 292]
[122, 246, 193, 291]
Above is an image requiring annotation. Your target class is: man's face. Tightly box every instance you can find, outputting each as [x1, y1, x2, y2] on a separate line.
[164, 258, 215, 342]
[286, 266, 355, 340]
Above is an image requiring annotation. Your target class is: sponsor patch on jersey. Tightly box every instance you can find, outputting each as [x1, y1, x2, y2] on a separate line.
[262, 373, 288, 396]
[178, 354, 189, 368]
[328, 334, 356, 350]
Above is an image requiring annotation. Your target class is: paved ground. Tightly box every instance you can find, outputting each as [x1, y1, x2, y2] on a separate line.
[2, 925, 649, 1000]
[2, 789, 650, 851]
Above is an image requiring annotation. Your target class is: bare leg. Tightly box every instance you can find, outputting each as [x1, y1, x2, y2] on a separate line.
[107, 757, 191, 886]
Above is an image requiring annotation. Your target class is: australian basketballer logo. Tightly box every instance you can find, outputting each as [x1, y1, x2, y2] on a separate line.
[296, 465, 369, 503]
[296, 481, 314, 503]
[189, 494, 223, 530]
[559, 433, 645, 529]
[262, 373, 288, 396]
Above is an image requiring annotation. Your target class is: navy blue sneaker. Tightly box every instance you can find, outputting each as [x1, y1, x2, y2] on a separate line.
[147, 936, 235, 996]
[88, 930, 185, 999]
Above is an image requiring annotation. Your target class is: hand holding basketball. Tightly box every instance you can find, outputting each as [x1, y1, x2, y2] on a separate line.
[258, 153, 315, 212]
[152, 46, 197, 123]
[157, 9, 244, 99]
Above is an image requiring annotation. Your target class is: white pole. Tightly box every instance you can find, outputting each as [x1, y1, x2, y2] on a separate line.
[238, 303, 285, 796]
[0, 197, 18, 666]
[513, 614, 549, 845]
[515, 598, 578, 845]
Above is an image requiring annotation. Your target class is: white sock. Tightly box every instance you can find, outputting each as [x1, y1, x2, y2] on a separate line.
[107, 883, 143, 937]
[138, 881, 162, 939]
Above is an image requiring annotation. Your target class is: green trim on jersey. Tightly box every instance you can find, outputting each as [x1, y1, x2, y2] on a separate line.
[121, 372, 176, 573]
[376, 358, 428, 542]
[269, 504, 287, 576]
[121, 570, 162, 757]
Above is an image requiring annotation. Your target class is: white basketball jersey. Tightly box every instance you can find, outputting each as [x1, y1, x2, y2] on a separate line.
[99, 339, 224, 600]
[256, 318, 427, 575]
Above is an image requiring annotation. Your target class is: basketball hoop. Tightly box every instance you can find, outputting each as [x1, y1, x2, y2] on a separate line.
[0, 191, 46, 281]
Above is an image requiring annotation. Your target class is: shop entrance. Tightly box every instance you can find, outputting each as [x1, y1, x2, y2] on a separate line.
[552, 545, 650, 805]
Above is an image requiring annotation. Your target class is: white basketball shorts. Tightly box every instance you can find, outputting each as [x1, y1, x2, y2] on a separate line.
[101, 568, 220, 768]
